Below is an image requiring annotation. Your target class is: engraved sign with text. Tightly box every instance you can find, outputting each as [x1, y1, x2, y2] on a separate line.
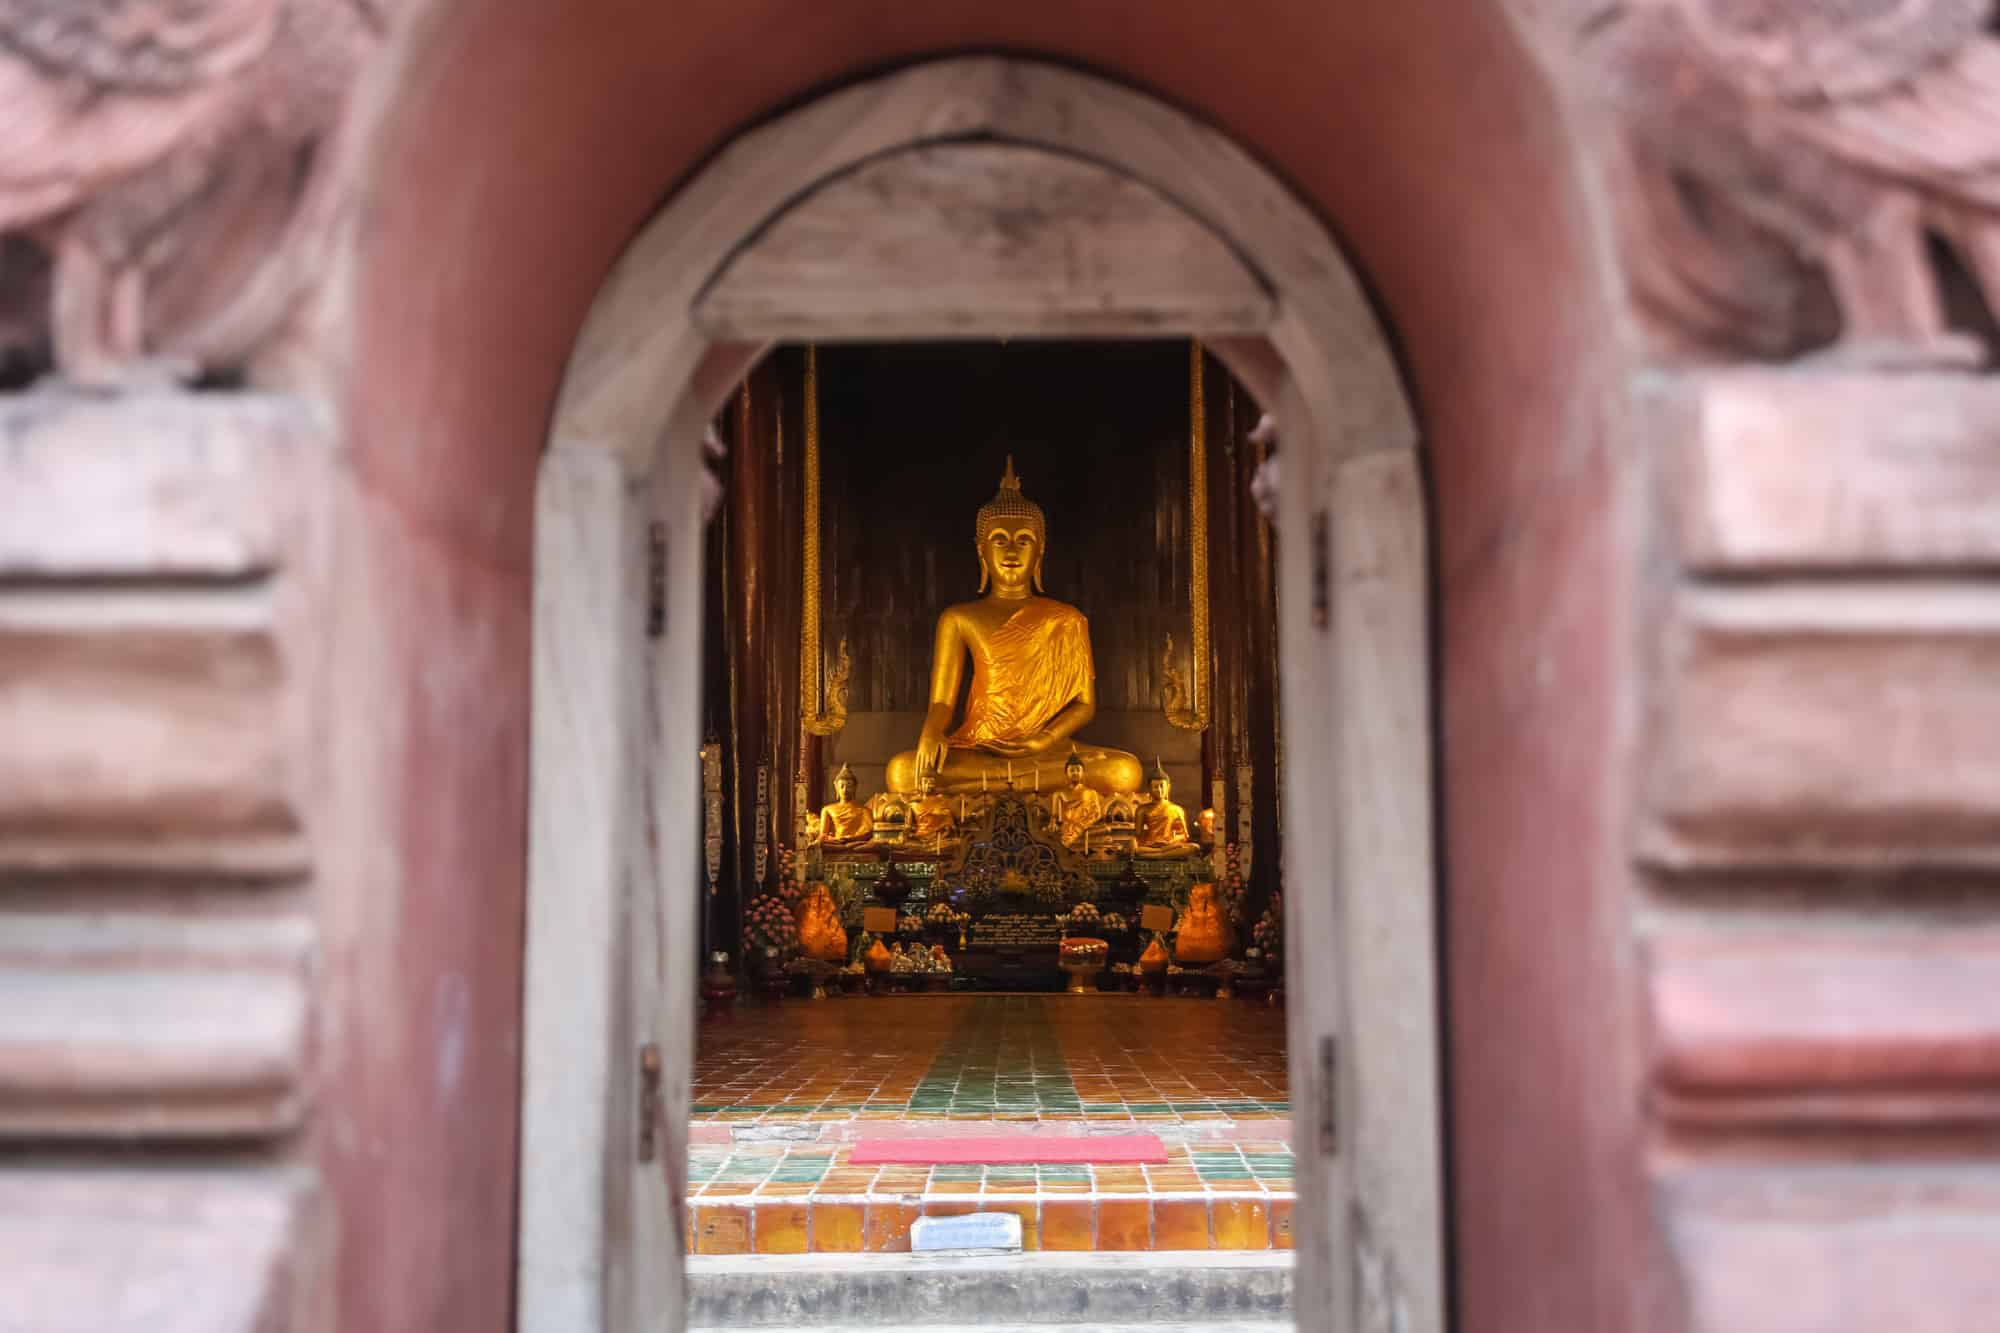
[967, 911, 1064, 950]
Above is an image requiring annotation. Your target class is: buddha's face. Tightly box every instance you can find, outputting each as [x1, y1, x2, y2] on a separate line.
[982, 526, 1041, 597]
[835, 772, 856, 802]
[915, 772, 936, 799]
[1065, 761, 1085, 788]
[1150, 776, 1171, 802]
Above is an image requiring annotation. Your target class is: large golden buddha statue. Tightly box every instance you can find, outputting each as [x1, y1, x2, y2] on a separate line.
[885, 460, 1142, 797]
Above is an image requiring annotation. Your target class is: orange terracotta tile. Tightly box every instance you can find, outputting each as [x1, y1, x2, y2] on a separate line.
[1211, 1198, 1271, 1250]
[811, 1202, 866, 1253]
[923, 1201, 980, 1218]
[1040, 1200, 1095, 1251]
[693, 1206, 750, 1256]
[1095, 1198, 1153, 1251]
[1152, 1199, 1213, 1251]
[754, 1203, 811, 1254]
[864, 1203, 921, 1252]
[982, 1200, 1041, 1251]
[1270, 1197, 1295, 1250]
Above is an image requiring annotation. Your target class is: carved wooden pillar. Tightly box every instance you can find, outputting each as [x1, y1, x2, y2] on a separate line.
[701, 496, 735, 957]
[725, 362, 783, 924]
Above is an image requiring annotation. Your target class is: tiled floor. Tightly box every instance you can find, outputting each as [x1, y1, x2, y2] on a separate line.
[686, 995, 1293, 1253]
[692, 994, 1289, 1123]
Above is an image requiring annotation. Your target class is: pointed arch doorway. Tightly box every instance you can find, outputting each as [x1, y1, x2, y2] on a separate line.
[520, 57, 1441, 1332]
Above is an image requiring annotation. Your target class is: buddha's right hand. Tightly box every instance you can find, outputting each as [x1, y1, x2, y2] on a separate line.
[915, 730, 949, 779]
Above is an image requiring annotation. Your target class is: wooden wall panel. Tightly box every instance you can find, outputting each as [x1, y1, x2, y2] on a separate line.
[813, 341, 1226, 718]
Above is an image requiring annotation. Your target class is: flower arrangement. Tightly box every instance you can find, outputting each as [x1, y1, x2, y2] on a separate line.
[897, 913, 924, 938]
[741, 892, 799, 956]
[774, 847, 808, 912]
[1099, 912, 1130, 935]
[1064, 901, 1102, 932]
[925, 901, 969, 930]
[1251, 891, 1283, 959]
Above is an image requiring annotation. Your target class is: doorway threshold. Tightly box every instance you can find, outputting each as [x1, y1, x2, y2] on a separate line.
[688, 1250, 1293, 1329]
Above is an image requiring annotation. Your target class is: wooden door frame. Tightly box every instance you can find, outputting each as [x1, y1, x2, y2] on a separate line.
[518, 56, 1440, 1332]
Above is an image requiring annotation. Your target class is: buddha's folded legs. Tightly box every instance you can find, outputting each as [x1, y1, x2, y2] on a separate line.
[885, 743, 1142, 796]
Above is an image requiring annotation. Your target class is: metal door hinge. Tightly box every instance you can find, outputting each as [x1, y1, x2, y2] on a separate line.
[638, 1042, 663, 1162]
[1310, 510, 1331, 632]
[1318, 1035, 1339, 1155]
[646, 522, 667, 639]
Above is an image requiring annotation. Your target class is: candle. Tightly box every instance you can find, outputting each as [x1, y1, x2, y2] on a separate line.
[1033, 763, 1039, 792]
[981, 771, 988, 792]
[1007, 760, 1013, 786]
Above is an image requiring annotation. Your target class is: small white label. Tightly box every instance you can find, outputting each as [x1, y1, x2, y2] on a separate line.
[910, 1211, 1024, 1253]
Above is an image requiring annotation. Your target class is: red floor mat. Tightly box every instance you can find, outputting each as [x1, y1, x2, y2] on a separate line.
[848, 1133, 1168, 1165]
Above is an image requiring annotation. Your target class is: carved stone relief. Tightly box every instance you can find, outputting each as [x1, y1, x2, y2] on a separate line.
[0, 0, 390, 388]
[1573, 0, 2000, 366]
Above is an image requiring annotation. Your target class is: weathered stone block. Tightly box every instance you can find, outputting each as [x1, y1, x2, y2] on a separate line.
[1648, 931, 2000, 1128]
[1650, 371, 2000, 573]
[0, 588, 306, 875]
[1641, 586, 2000, 870]
[0, 1167, 326, 1330]
[0, 914, 312, 1138]
[1660, 1165, 2000, 1333]
[0, 392, 319, 580]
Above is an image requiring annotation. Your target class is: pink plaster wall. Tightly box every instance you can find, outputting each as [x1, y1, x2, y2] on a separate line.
[334, 3, 1661, 1329]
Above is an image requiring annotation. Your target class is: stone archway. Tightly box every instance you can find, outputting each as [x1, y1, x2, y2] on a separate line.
[329, 8, 1641, 1332]
[522, 57, 1435, 1332]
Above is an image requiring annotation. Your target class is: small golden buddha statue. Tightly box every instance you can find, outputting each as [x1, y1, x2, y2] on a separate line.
[1049, 745, 1105, 849]
[797, 882, 848, 962]
[808, 763, 874, 850]
[906, 770, 959, 848]
[1134, 759, 1195, 858]
[1173, 882, 1229, 964]
[885, 459, 1142, 797]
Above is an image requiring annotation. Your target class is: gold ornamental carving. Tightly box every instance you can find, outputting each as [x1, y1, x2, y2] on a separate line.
[800, 344, 851, 737]
[701, 741, 724, 896]
[1162, 339, 1211, 732]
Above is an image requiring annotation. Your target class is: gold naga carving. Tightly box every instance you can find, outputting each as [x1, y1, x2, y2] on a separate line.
[1162, 338, 1212, 731]
[800, 344, 852, 737]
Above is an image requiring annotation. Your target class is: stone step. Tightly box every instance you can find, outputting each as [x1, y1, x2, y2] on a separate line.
[695, 1324, 1292, 1332]
[688, 1251, 1291, 1328]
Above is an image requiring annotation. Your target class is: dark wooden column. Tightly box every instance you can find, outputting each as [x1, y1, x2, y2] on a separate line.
[765, 346, 807, 851]
[1232, 375, 1284, 912]
[1202, 347, 1250, 842]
